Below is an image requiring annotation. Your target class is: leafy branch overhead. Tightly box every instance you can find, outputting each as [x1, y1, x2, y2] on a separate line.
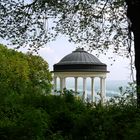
[0, 0, 130, 54]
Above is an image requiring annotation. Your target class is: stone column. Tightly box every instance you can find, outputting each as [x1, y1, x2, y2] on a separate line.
[91, 77, 95, 102]
[63, 77, 66, 89]
[82, 77, 87, 101]
[100, 77, 106, 103]
[60, 77, 64, 94]
[75, 77, 78, 95]
[53, 76, 57, 94]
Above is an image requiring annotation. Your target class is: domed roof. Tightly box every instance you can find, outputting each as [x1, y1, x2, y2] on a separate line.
[53, 48, 108, 72]
[57, 48, 103, 65]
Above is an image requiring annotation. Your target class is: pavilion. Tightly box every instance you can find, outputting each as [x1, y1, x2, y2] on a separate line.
[52, 48, 109, 102]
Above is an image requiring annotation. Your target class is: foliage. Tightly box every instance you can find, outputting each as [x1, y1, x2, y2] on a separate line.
[0, 93, 49, 140]
[26, 53, 52, 94]
[108, 82, 137, 106]
[1, 85, 140, 140]
[0, 44, 52, 95]
[1, 1, 140, 138]
[0, 44, 30, 94]
[0, 0, 130, 55]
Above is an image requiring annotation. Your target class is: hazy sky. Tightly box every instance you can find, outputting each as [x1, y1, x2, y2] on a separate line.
[36, 36, 135, 81]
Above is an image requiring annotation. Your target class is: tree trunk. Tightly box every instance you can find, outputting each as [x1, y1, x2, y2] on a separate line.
[126, 0, 140, 106]
[134, 27, 140, 106]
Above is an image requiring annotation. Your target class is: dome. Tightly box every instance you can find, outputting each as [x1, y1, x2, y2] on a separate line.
[53, 48, 108, 72]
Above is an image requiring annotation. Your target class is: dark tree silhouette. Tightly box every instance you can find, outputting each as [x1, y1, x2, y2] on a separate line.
[125, 0, 140, 105]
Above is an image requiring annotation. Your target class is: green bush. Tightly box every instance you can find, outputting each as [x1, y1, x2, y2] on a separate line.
[0, 44, 52, 95]
[1, 89, 140, 140]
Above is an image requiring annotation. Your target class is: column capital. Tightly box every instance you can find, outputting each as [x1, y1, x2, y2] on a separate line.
[100, 76, 106, 79]
[74, 77, 78, 79]
[59, 76, 66, 79]
[91, 77, 95, 79]
[83, 77, 87, 79]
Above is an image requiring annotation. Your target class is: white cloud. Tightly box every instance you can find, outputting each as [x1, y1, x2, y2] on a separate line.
[38, 46, 54, 55]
